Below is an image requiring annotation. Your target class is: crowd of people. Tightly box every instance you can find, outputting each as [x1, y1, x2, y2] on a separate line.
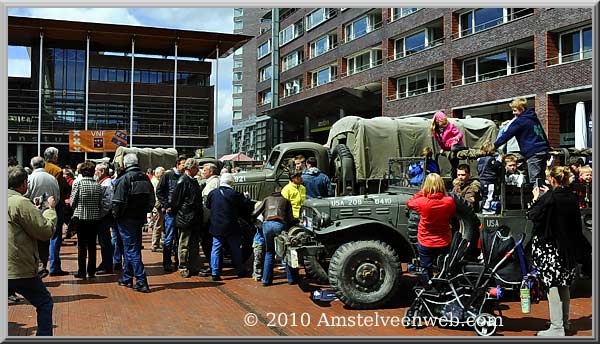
[7, 97, 592, 337]
[7, 145, 335, 335]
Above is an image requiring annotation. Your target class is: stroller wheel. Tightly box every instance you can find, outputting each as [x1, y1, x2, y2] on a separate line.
[473, 313, 498, 336]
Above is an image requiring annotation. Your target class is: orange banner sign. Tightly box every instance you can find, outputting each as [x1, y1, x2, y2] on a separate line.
[69, 130, 128, 153]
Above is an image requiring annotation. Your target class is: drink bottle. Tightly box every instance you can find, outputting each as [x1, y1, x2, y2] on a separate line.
[520, 278, 530, 313]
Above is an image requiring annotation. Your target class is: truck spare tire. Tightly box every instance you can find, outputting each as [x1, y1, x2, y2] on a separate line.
[330, 144, 355, 196]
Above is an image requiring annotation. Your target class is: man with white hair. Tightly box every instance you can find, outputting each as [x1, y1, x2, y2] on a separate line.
[25, 156, 61, 277]
[43, 147, 71, 277]
[206, 173, 252, 281]
[112, 153, 155, 293]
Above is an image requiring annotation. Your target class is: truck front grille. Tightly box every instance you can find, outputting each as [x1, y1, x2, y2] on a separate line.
[233, 183, 260, 200]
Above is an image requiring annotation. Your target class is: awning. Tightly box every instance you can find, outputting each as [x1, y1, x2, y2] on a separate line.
[264, 87, 381, 125]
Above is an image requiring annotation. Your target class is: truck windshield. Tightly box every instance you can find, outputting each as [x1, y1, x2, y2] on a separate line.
[264, 151, 280, 169]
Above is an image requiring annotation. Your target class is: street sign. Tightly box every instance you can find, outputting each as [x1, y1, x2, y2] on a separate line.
[69, 130, 128, 152]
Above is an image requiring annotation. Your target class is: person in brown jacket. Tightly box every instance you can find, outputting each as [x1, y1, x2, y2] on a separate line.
[252, 187, 296, 286]
[451, 164, 481, 212]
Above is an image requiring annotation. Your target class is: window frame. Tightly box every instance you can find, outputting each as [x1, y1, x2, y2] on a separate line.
[391, 8, 420, 22]
[259, 65, 272, 82]
[309, 33, 337, 58]
[396, 67, 445, 99]
[283, 77, 303, 97]
[346, 48, 383, 75]
[559, 26, 592, 64]
[460, 43, 535, 85]
[458, 8, 533, 38]
[257, 40, 271, 60]
[310, 65, 337, 87]
[282, 50, 303, 71]
[306, 8, 332, 31]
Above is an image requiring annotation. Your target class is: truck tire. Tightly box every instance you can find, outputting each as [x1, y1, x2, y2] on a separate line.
[303, 255, 330, 283]
[330, 144, 355, 196]
[328, 240, 401, 309]
[407, 210, 420, 250]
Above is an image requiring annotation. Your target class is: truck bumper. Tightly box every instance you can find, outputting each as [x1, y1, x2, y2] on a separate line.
[274, 233, 325, 269]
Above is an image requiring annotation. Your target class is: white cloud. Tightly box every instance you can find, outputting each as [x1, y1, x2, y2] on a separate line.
[130, 8, 233, 33]
[18, 8, 141, 26]
[8, 59, 31, 77]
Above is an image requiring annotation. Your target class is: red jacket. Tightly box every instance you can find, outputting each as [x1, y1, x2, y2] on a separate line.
[407, 190, 456, 248]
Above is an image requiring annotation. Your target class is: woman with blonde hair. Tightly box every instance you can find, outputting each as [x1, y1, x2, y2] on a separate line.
[528, 166, 587, 336]
[407, 173, 456, 281]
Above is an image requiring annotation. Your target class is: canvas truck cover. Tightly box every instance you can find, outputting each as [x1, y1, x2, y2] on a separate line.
[113, 147, 178, 172]
[326, 116, 498, 180]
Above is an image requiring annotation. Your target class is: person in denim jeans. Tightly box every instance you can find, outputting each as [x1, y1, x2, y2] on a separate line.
[407, 173, 456, 282]
[156, 156, 187, 272]
[253, 187, 296, 286]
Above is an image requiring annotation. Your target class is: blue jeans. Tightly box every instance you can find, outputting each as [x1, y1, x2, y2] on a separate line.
[163, 211, 178, 267]
[112, 227, 124, 267]
[98, 215, 115, 271]
[49, 204, 64, 273]
[417, 243, 450, 282]
[210, 234, 243, 277]
[8, 276, 53, 336]
[262, 220, 298, 285]
[117, 218, 147, 285]
[527, 152, 548, 186]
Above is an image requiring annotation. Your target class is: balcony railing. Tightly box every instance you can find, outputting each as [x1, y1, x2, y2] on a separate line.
[386, 82, 444, 102]
[387, 36, 445, 62]
[344, 19, 384, 43]
[339, 58, 383, 78]
[546, 49, 592, 66]
[452, 8, 534, 39]
[450, 61, 536, 86]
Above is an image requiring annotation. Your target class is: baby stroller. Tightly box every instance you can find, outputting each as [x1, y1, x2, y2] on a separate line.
[404, 227, 539, 336]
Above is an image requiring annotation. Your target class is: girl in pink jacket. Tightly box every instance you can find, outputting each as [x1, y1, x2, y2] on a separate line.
[431, 111, 465, 179]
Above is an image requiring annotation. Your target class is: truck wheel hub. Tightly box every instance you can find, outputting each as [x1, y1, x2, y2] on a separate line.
[354, 262, 380, 287]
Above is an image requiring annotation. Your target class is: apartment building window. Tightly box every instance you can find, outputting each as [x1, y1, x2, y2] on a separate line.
[234, 19, 243, 31]
[233, 59, 243, 69]
[233, 98, 243, 107]
[259, 65, 272, 82]
[309, 33, 338, 58]
[280, 20, 303, 46]
[259, 89, 272, 105]
[233, 85, 243, 94]
[311, 65, 337, 87]
[233, 111, 242, 120]
[391, 8, 420, 21]
[346, 48, 382, 75]
[306, 8, 336, 31]
[394, 27, 443, 59]
[344, 12, 383, 42]
[283, 78, 303, 97]
[233, 72, 243, 81]
[258, 40, 271, 59]
[282, 50, 304, 71]
[461, 41, 534, 84]
[234, 8, 243, 17]
[560, 27, 592, 63]
[397, 67, 444, 99]
[459, 8, 533, 37]
[234, 47, 243, 56]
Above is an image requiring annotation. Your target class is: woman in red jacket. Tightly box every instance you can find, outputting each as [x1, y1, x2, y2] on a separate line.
[407, 173, 456, 282]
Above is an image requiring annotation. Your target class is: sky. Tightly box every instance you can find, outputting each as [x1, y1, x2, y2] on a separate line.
[8, 7, 236, 133]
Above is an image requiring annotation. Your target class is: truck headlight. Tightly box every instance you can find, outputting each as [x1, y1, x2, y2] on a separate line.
[302, 216, 313, 231]
[317, 213, 331, 228]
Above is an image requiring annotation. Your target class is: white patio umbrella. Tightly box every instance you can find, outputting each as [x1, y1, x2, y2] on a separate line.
[574, 101, 588, 149]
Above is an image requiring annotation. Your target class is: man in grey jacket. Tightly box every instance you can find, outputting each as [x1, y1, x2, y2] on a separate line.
[8, 166, 57, 335]
[25, 156, 61, 278]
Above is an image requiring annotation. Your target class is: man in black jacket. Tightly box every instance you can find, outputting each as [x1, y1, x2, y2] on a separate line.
[156, 155, 187, 272]
[171, 158, 204, 278]
[112, 153, 155, 293]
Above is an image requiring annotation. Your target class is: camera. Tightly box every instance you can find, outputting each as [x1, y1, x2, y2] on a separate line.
[33, 192, 48, 206]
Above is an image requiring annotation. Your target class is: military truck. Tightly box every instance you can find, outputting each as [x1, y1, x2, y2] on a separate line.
[256, 116, 591, 309]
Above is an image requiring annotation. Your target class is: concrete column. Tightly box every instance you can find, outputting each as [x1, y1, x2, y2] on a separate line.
[129, 38, 135, 147]
[16, 144, 24, 167]
[214, 45, 219, 157]
[173, 41, 178, 148]
[37, 32, 44, 156]
[304, 116, 311, 141]
[85, 34, 90, 160]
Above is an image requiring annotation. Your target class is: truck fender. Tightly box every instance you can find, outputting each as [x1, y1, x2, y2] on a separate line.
[315, 218, 415, 259]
